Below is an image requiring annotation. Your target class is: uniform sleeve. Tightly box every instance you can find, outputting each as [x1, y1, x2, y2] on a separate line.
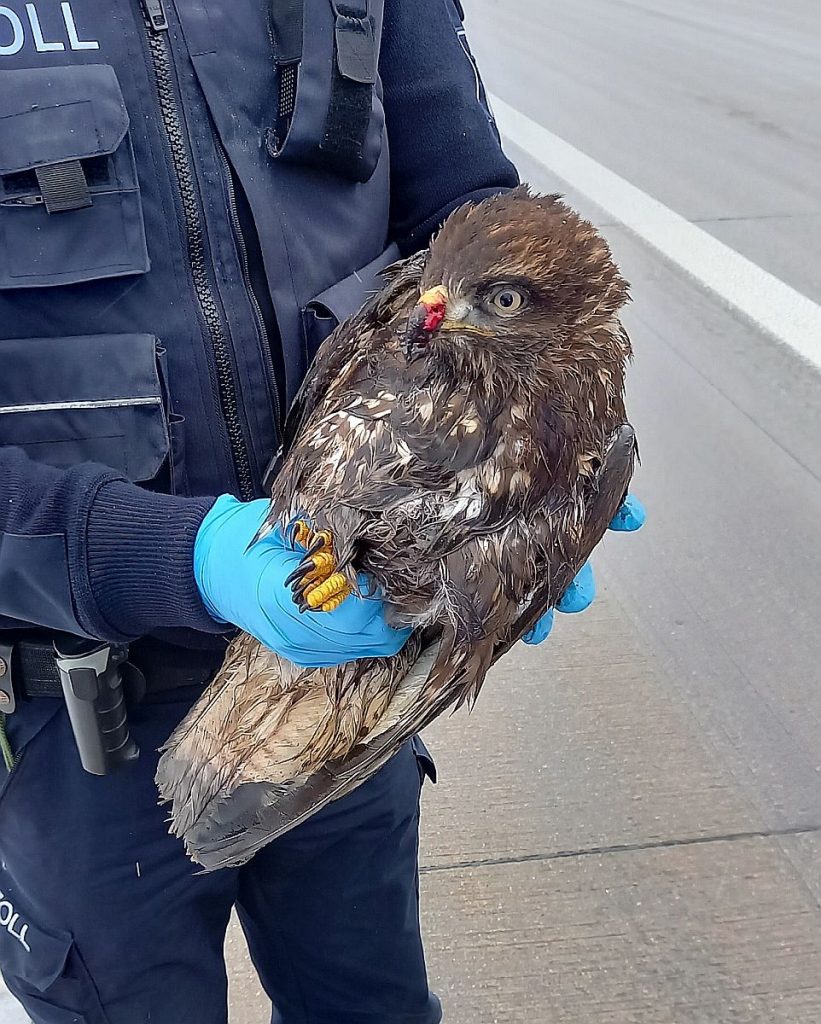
[380, 0, 519, 253]
[0, 446, 221, 641]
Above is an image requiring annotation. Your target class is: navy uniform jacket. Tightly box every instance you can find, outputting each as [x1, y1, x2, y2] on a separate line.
[0, 0, 517, 651]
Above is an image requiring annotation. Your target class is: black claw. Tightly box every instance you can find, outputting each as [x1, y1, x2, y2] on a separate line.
[284, 555, 318, 589]
[284, 519, 303, 549]
[284, 566, 306, 588]
[288, 568, 312, 597]
[305, 537, 326, 557]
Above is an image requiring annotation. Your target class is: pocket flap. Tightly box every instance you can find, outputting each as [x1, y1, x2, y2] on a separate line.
[306, 243, 401, 322]
[0, 334, 170, 483]
[302, 245, 401, 365]
[412, 735, 437, 783]
[0, 65, 128, 176]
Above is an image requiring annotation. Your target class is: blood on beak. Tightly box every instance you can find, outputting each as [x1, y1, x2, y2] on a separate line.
[403, 286, 448, 363]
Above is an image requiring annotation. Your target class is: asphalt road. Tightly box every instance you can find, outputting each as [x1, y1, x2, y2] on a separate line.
[4, 3, 821, 1022]
[414, 2, 821, 1021]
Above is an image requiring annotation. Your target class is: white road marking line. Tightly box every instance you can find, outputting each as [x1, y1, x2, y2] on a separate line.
[488, 93, 821, 372]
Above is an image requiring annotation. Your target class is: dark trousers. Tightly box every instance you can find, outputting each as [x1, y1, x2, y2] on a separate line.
[0, 690, 441, 1024]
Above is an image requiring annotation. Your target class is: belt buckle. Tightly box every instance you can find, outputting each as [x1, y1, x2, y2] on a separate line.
[0, 642, 16, 714]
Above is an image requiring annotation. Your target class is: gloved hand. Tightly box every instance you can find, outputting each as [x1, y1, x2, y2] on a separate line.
[194, 496, 411, 669]
[523, 494, 646, 645]
[195, 494, 645, 663]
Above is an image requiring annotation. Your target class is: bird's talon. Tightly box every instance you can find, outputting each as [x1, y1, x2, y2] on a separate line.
[304, 537, 326, 558]
[285, 523, 349, 612]
[291, 520, 314, 549]
[285, 551, 334, 588]
[303, 572, 352, 610]
[284, 565, 306, 588]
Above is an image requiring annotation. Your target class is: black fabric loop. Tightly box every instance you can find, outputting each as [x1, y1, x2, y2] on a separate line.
[331, 0, 377, 84]
[270, 0, 305, 153]
[34, 160, 92, 215]
[270, 0, 305, 61]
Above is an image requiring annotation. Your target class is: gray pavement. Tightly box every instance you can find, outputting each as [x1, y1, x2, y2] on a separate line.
[4, 3, 821, 1022]
[412, 2, 821, 1019]
[467, 0, 821, 303]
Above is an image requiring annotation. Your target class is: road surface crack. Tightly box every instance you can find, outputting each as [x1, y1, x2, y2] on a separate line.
[420, 823, 821, 874]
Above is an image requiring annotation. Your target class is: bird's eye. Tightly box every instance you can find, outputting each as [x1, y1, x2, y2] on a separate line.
[487, 286, 527, 317]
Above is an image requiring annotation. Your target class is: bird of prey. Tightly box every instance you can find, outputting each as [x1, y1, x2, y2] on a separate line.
[156, 187, 637, 870]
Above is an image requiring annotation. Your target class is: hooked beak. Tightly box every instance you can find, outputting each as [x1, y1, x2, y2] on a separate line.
[403, 286, 448, 363]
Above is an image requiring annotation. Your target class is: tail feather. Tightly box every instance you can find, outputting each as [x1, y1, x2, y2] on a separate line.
[181, 641, 447, 870]
[156, 634, 316, 837]
[178, 623, 505, 871]
[156, 632, 445, 868]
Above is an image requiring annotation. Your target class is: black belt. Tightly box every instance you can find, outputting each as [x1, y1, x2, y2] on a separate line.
[0, 636, 225, 711]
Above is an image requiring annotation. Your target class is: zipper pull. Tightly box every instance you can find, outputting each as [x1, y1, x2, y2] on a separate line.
[141, 0, 168, 31]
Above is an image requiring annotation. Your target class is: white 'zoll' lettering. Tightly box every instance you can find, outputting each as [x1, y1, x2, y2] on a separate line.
[8, 916, 31, 952]
[61, 1, 98, 50]
[0, 7, 25, 55]
[27, 2, 65, 51]
[0, 892, 32, 953]
[0, 2, 100, 55]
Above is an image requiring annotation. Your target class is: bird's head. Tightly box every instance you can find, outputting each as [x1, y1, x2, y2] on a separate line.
[401, 186, 630, 391]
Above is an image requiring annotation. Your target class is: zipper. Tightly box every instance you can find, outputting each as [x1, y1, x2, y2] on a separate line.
[142, 0, 168, 31]
[218, 147, 282, 431]
[139, 0, 256, 500]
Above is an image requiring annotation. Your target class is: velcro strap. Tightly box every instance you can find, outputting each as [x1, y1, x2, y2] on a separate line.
[332, 2, 377, 85]
[271, 0, 305, 63]
[322, 1, 375, 178]
[267, 0, 380, 182]
[34, 159, 92, 214]
[13, 642, 59, 698]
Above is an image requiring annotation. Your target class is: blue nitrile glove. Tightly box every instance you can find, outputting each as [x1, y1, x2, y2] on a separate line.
[523, 494, 646, 645]
[194, 496, 411, 668]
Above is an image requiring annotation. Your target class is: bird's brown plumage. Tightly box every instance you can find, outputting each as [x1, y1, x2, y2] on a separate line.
[156, 187, 637, 869]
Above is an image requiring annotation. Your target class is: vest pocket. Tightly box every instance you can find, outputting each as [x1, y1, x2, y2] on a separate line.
[302, 243, 401, 364]
[0, 333, 176, 491]
[0, 64, 148, 289]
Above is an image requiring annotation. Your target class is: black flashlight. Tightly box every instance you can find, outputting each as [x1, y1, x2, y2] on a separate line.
[54, 637, 140, 776]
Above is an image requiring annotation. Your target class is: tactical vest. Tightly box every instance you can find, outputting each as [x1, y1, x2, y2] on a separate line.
[0, 0, 397, 502]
